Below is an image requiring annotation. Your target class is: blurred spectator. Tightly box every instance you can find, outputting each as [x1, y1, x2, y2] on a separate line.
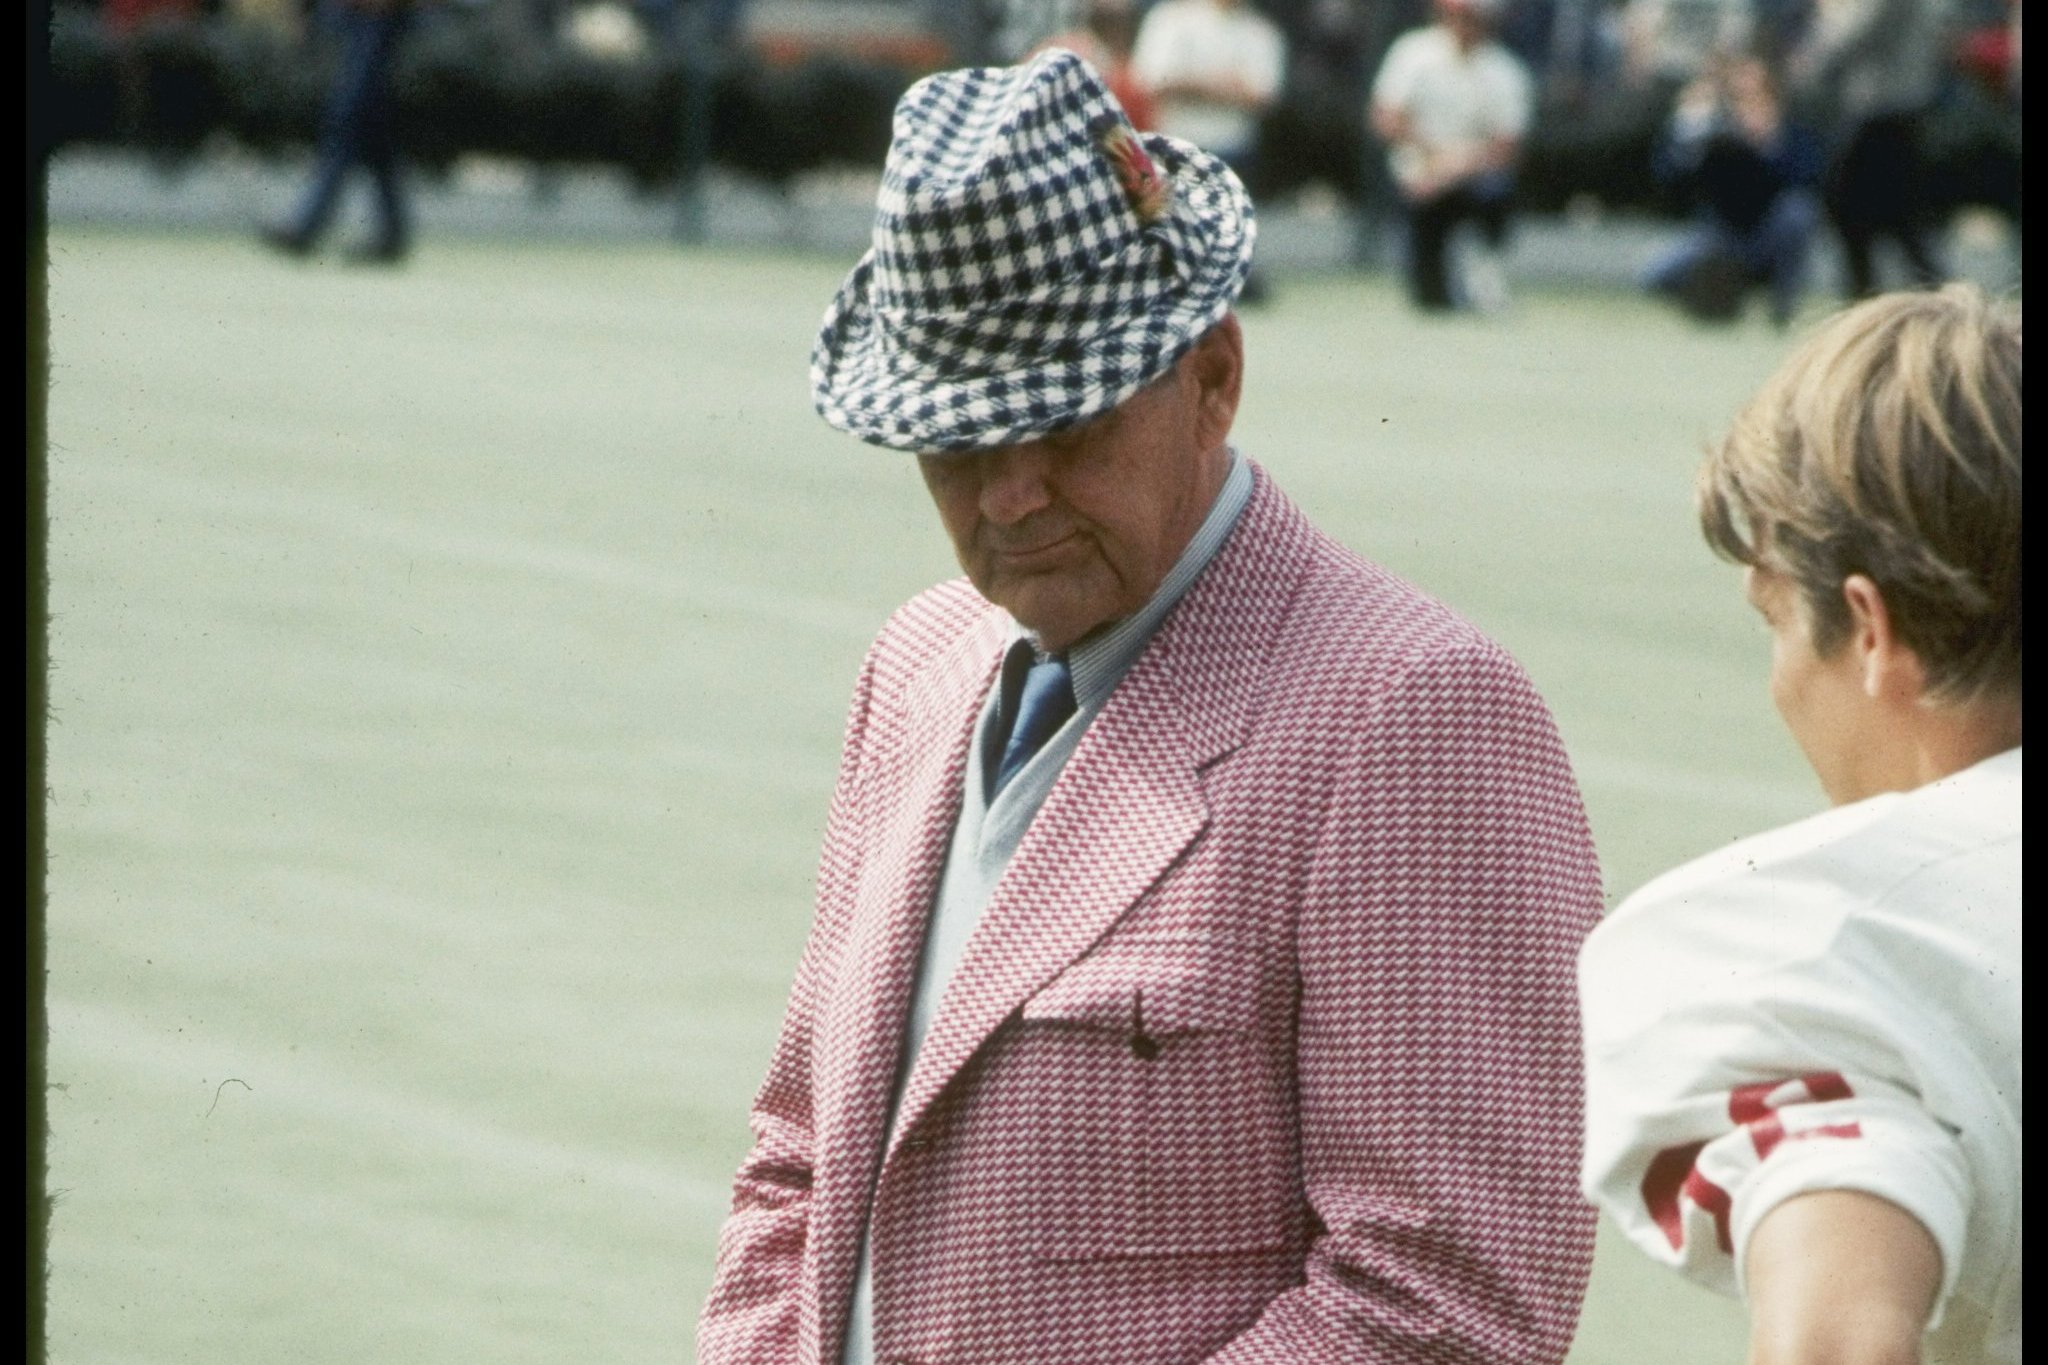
[224, 0, 303, 37]
[1789, 0, 1950, 298]
[633, 0, 745, 48]
[104, 0, 202, 33]
[1618, 0, 1753, 86]
[1371, 0, 1533, 311]
[565, 0, 649, 58]
[958, 0, 1089, 64]
[260, 0, 417, 264]
[1034, 0, 1155, 129]
[1279, 0, 1415, 263]
[2012, 0, 2021, 101]
[1132, 0, 1286, 300]
[1511, 0, 1629, 109]
[1952, 0, 2018, 91]
[100, 0, 211, 171]
[637, 0, 751, 240]
[1643, 54, 1823, 326]
[1749, 0, 1817, 64]
[1131, 0, 1286, 172]
[1930, 0, 2019, 265]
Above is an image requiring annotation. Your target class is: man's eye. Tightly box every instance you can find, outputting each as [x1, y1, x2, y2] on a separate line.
[919, 451, 974, 476]
[1043, 413, 1111, 451]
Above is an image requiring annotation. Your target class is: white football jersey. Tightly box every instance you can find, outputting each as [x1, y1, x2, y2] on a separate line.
[1580, 748, 2021, 1364]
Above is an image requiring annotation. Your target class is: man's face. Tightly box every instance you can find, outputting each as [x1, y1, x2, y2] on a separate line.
[1745, 565, 1878, 805]
[918, 321, 1241, 653]
[1437, 0, 1489, 45]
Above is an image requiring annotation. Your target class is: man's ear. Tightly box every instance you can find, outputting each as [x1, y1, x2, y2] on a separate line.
[1188, 313, 1244, 452]
[1841, 574, 1926, 705]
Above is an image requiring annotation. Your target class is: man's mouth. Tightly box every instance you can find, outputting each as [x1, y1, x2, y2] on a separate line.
[988, 529, 1083, 566]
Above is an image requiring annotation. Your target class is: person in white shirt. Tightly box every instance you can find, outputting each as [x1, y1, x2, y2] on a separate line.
[1129, 0, 1287, 303]
[1580, 284, 2022, 1365]
[1130, 0, 1287, 168]
[1369, 0, 1532, 311]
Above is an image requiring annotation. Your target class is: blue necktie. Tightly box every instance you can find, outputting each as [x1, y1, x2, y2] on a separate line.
[993, 648, 1076, 797]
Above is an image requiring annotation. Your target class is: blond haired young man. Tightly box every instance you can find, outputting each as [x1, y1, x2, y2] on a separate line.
[1580, 285, 2021, 1365]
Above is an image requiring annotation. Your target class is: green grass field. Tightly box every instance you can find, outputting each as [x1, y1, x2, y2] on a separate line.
[44, 225, 1820, 1363]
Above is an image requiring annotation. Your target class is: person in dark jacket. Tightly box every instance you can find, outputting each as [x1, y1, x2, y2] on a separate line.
[1791, 0, 1950, 298]
[1644, 55, 1824, 327]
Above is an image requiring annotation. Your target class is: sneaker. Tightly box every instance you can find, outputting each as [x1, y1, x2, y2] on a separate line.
[1462, 247, 1511, 314]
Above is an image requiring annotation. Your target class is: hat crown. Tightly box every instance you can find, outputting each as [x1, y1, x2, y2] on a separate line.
[869, 50, 1156, 316]
[808, 49, 1254, 452]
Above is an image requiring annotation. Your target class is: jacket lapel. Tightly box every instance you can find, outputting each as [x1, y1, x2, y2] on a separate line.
[809, 605, 1006, 1349]
[883, 646, 1210, 1153]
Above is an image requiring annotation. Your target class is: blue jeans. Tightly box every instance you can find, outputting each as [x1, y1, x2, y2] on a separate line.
[286, 4, 413, 249]
[1645, 189, 1820, 325]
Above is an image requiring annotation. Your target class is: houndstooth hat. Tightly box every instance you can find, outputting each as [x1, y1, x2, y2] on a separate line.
[810, 48, 1257, 453]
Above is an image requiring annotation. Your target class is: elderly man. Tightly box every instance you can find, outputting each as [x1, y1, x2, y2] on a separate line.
[698, 50, 1603, 1365]
[1580, 285, 2022, 1364]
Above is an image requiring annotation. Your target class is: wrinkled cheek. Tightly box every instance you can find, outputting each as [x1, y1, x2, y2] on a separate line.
[956, 548, 1001, 600]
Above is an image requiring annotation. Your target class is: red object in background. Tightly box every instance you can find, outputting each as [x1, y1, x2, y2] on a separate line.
[1954, 23, 2016, 92]
[1105, 66, 1158, 132]
[104, 0, 202, 34]
[1031, 31, 1159, 131]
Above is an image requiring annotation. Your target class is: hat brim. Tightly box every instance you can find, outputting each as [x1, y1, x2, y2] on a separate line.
[810, 134, 1257, 454]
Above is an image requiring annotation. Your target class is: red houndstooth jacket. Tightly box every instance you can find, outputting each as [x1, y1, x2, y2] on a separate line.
[698, 466, 1604, 1364]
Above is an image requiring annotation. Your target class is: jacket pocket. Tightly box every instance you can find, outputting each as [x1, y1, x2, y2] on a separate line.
[1019, 934, 1299, 1260]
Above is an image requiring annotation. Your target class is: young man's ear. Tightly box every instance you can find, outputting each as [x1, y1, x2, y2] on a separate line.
[1841, 574, 1926, 705]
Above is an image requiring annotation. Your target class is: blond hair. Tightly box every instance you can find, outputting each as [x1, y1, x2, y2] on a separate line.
[1697, 284, 2022, 704]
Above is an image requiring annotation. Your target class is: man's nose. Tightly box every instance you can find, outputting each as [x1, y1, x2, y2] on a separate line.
[977, 443, 1056, 526]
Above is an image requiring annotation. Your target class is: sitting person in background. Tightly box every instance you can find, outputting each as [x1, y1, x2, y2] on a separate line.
[1131, 0, 1285, 170]
[1370, 0, 1533, 313]
[1581, 284, 2022, 1365]
[1644, 54, 1824, 328]
[1131, 0, 1286, 300]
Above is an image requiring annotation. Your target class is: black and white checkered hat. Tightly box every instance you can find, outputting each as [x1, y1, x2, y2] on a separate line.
[811, 48, 1257, 453]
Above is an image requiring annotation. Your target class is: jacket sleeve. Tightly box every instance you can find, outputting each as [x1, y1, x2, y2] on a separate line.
[1208, 643, 1605, 1364]
[695, 646, 881, 1364]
